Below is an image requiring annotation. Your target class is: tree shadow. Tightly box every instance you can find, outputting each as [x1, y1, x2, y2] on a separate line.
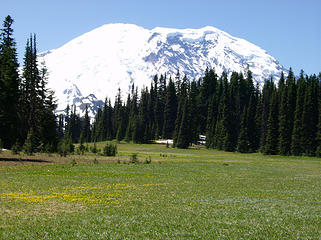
[0, 157, 52, 163]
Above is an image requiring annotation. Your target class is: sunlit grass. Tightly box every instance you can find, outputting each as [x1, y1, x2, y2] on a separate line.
[0, 143, 320, 239]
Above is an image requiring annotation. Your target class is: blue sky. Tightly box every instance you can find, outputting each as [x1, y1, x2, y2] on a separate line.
[1, 0, 320, 75]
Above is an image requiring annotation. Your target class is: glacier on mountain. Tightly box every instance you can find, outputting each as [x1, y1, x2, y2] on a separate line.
[39, 23, 286, 117]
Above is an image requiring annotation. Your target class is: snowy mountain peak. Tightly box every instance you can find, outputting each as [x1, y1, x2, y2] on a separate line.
[39, 23, 286, 117]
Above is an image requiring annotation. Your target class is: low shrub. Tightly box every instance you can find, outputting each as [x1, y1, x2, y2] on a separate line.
[102, 143, 117, 156]
[145, 156, 152, 164]
[130, 153, 138, 163]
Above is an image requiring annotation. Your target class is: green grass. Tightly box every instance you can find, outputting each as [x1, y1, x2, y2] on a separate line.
[0, 143, 320, 239]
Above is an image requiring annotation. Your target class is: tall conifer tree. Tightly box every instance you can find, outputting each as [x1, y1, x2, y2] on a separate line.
[0, 15, 20, 148]
[162, 77, 177, 139]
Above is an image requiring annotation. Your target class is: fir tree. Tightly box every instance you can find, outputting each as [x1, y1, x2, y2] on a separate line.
[316, 81, 321, 156]
[23, 128, 36, 155]
[162, 77, 177, 139]
[291, 71, 306, 155]
[237, 107, 249, 153]
[264, 90, 279, 155]
[0, 15, 20, 148]
[259, 78, 274, 151]
[246, 95, 258, 152]
[279, 68, 296, 155]
[81, 105, 91, 142]
[189, 80, 200, 144]
[20, 35, 58, 151]
[175, 98, 190, 148]
[221, 75, 235, 152]
[302, 75, 319, 156]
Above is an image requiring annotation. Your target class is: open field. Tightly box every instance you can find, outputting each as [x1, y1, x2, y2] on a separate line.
[0, 143, 320, 239]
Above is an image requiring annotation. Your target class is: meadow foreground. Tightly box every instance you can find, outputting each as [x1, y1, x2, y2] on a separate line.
[0, 143, 320, 239]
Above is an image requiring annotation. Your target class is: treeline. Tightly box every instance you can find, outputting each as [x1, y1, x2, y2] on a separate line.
[0, 16, 57, 152]
[63, 67, 321, 156]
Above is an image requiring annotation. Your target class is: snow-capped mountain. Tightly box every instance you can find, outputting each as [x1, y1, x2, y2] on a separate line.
[39, 23, 286, 117]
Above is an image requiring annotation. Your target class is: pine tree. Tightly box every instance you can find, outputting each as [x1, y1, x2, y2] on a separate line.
[302, 75, 319, 156]
[246, 95, 258, 152]
[173, 75, 188, 146]
[82, 105, 91, 142]
[162, 77, 177, 139]
[154, 74, 166, 138]
[20, 34, 58, 151]
[222, 75, 235, 152]
[264, 90, 279, 155]
[114, 88, 127, 141]
[189, 80, 200, 144]
[175, 98, 190, 148]
[211, 73, 226, 150]
[316, 78, 321, 156]
[23, 128, 36, 155]
[0, 15, 20, 148]
[199, 68, 218, 134]
[291, 71, 306, 155]
[279, 68, 296, 155]
[228, 72, 241, 149]
[237, 107, 249, 153]
[259, 78, 274, 151]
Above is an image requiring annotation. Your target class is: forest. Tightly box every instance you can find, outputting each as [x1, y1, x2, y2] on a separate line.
[1, 15, 321, 157]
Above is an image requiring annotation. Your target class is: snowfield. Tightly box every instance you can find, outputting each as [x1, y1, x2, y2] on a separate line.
[39, 23, 286, 118]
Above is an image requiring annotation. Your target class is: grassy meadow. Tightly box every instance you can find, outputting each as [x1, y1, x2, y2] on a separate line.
[0, 142, 320, 239]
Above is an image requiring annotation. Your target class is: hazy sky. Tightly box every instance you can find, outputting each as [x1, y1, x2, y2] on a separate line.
[1, 0, 320, 75]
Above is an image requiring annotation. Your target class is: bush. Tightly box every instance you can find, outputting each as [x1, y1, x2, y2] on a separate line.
[145, 156, 152, 164]
[102, 143, 117, 156]
[11, 141, 20, 155]
[130, 153, 138, 163]
[71, 158, 77, 166]
[90, 142, 98, 154]
[78, 142, 85, 155]
[23, 128, 36, 155]
[58, 134, 74, 157]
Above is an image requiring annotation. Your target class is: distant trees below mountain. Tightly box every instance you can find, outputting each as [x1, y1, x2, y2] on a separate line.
[72, 68, 319, 156]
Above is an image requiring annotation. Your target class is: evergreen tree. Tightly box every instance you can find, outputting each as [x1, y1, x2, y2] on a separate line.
[302, 75, 319, 156]
[125, 85, 138, 142]
[189, 80, 200, 144]
[246, 95, 258, 152]
[211, 73, 226, 150]
[291, 71, 306, 155]
[264, 90, 279, 155]
[175, 98, 190, 148]
[20, 34, 58, 150]
[81, 105, 91, 142]
[316, 76, 321, 156]
[154, 74, 166, 138]
[279, 68, 296, 155]
[259, 78, 274, 151]
[162, 77, 177, 139]
[228, 72, 241, 149]
[0, 15, 20, 148]
[222, 75, 235, 152]
[114, 88, 127, 141]
[237, 107, 249, 153]
[23, 128, 36, 155]
[173, 75, 188, 146]
[199, 68, 218, 134]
